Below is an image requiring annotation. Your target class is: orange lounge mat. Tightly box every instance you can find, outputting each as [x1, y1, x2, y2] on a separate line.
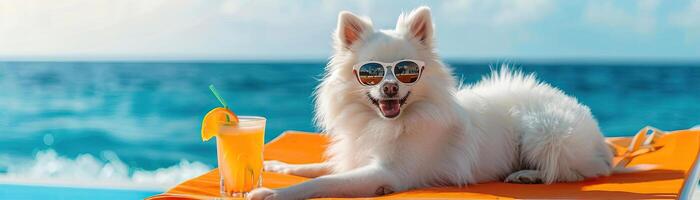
[149, 129, 700, 199]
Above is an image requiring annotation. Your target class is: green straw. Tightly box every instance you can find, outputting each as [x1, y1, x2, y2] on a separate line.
[209, 84, 229, 108]
[209, 84, 231, 122]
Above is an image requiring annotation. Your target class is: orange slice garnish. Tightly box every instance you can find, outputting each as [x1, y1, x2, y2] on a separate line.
[201, 107, 238, 141]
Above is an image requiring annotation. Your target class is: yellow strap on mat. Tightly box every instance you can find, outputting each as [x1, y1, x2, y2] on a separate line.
[612, 126, 666, 168]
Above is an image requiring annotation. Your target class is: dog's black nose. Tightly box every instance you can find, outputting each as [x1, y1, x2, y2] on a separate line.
[382, 82, 399, 97]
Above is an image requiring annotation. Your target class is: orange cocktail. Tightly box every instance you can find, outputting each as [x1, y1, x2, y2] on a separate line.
[216, 116, 265, 197]
[202, 85, 266, 197]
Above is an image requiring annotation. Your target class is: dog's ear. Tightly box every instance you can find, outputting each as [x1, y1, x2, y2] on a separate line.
[397, 6, 433, 46]
[335, 11, 373, 50]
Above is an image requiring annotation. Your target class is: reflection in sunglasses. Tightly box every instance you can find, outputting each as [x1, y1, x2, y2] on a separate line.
[360, 77, 383, 85]
[354, 60, 424, 86]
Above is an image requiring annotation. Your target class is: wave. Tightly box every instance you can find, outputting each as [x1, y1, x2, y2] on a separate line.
[0, 149, 211, 191]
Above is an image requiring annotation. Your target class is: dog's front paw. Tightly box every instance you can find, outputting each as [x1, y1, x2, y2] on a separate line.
[504, 170, 543, 184]
[375, 185, 395, 196]
[246, 187, 279, 200]
[264, 160, 295, 174]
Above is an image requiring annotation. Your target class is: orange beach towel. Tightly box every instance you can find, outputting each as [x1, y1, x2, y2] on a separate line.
[149, 128, 700, 199]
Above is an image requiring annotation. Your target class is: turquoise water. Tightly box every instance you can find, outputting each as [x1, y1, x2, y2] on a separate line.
[0, 61, 699, 198]
[0, 184, 158, 199]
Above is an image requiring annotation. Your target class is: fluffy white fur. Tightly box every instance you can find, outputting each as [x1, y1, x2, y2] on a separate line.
[248, 7, 614, 200]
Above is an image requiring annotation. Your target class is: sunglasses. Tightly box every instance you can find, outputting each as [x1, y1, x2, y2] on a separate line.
[352, 59, 425, 86]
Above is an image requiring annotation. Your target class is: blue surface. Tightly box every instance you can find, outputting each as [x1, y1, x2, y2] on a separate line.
[0, 61, 699, 198]
[0, 184, 158, 200]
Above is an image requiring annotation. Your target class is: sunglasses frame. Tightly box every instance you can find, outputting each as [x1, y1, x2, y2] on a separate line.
[352, 59, 426, 86]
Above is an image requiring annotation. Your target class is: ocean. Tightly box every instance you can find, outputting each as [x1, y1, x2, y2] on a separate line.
[0, 61, 699, 197]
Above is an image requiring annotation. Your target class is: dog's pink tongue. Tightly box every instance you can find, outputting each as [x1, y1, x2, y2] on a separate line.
[379, 100, 401, 118]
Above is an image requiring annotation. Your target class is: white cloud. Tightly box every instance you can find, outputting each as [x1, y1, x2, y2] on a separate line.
[0, 0, 694, 60]
[0, 0, 366, 60]
[218, 0, 338, 24]
[493, 0, 555, 26]
[669, 0, 700, 38]
[434, 0, 555, 58]
[0, 0, 216, 59]
[440, 0, 555, 27]
[583, 0, 659, 35]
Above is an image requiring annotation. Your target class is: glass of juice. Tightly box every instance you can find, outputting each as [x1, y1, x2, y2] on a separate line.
[217, 116, 265, 197]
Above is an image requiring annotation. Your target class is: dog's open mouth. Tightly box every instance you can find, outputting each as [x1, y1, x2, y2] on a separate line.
[368, 92, 410, 119]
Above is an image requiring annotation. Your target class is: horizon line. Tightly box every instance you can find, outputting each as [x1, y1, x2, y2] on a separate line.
[1, 57, 699, 65]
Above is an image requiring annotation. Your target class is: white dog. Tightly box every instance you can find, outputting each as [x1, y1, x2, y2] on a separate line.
[249, 6, 622, 200]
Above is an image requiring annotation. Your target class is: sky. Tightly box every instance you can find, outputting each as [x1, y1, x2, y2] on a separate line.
[0, 0, 698, 61]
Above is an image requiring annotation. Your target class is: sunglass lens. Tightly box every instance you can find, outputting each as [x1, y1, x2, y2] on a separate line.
[394, 61, 421, 83]
[358, 63, 384, 85]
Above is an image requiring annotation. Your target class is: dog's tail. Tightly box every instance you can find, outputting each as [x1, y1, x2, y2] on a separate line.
[611, 164, 656, 174]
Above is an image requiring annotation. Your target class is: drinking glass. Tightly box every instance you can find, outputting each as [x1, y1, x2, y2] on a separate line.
[216, 116, 265, 197]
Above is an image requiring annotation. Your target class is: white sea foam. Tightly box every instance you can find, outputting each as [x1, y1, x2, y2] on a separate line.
[0, 149, 211, 191]
[692, 125, 700, 130]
